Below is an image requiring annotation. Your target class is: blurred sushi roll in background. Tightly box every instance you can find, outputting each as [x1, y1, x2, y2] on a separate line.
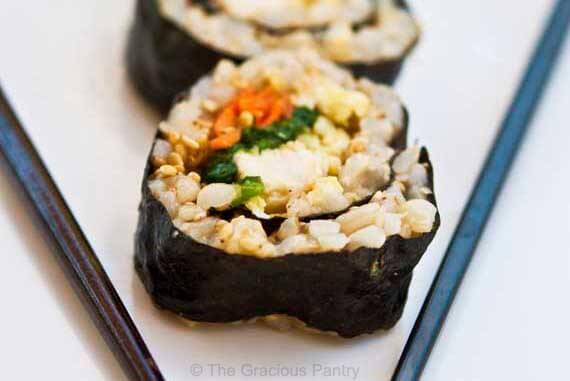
[135, 50, 438, 338]
[127, 0, 420, 112]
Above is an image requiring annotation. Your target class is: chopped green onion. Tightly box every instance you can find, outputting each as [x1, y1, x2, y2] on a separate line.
[203, 154, 238, 184]
[231, 176, 265, 207]
[242, 106, 319, 150]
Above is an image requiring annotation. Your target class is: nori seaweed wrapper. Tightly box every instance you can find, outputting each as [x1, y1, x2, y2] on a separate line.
[134, 144, 439, 338]
[126, 0, 418, 113]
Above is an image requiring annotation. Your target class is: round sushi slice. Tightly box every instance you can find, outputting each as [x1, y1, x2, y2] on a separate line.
[135, 50, 439, 338]
[127, 0, 420, 112]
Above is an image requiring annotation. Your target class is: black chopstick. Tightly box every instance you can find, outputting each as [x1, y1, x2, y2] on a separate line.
[392, 1, 570, 380]
[0, 89, 165, 380]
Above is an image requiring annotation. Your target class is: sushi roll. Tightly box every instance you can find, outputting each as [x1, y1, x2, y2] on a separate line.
[135, 50, 439, 338]
[127, 0, 420, 112]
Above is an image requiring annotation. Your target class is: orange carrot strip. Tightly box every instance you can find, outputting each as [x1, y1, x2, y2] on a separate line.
[258, 98, 284, 127]
[237, 86, 278, 117]
[239, 95, 272, 114]
[257, 95, 293, 127]
[209, 128, 241, 150]
[283, 96, 293, 118]
[209, 86, 292, 149]
[213, 102, 238, 136]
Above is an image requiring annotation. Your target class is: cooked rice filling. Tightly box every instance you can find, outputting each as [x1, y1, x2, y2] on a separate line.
[217, 0, 374, 29]
[158, 0, 419, 63]
[148, 51, 436, 257]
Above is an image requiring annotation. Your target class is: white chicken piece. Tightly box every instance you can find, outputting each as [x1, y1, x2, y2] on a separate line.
[234, 147, 329, 194]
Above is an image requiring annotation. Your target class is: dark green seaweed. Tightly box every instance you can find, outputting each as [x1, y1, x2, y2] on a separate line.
[126, 0, 418, 113]
[134, 144, 439, 338]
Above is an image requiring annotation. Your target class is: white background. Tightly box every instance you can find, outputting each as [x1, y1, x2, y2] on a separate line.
[0, 1, 568, 380]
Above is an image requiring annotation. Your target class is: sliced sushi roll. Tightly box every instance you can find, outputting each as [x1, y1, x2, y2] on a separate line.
[135, 51, 439, 338]
[127, 0, 420, 112]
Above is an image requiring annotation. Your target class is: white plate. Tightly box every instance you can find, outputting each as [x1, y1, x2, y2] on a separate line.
[0, 1, 555, 380]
